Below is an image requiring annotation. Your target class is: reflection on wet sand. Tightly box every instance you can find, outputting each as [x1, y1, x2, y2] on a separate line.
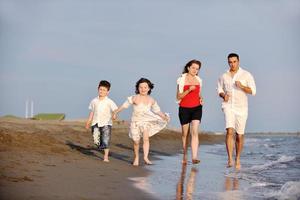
[224, 176, 239, 191]
[176, 164, 198, 200]
[221, 176, 243, 200]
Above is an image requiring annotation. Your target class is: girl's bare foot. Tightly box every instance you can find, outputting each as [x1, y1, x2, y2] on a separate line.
[133, 158, 139, 166]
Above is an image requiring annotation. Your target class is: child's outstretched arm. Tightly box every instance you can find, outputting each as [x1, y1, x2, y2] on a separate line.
[112, 97, 132, 120]
[85, 111, 94, 129]
[156, 111, 169, 121]
[152, 100, 169, 121]
[112, 106, 126, 120]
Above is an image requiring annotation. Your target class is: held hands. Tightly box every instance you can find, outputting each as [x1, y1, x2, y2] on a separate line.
[112, 111, 118, 120]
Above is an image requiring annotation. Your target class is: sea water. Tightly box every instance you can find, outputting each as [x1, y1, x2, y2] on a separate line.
[129, 134, 300, 200]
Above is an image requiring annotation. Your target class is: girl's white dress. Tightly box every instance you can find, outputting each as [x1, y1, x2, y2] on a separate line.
[122, 96, 168, 141]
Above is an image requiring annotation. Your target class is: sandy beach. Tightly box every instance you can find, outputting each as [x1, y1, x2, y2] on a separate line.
[0, 117, 224, 200]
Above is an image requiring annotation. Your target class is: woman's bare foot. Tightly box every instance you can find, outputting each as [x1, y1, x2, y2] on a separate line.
[235, 161, 241, 170]
[227, 160, 233, 168]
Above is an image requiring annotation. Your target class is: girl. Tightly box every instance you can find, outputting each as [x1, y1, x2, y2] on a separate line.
[113, 78, 169, 166]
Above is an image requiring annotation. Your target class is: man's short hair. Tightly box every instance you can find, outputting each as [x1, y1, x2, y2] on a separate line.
[227, 53, 239, 60]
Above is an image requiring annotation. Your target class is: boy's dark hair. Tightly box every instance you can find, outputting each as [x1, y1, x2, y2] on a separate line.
[98, 80, 111, 91]
[227, 53, 239, 60]
[135, 78, 154, 95]
[182, 59, 202, 74]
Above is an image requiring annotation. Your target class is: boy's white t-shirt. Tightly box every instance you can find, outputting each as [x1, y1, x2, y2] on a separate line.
[88, 96, 117, 127]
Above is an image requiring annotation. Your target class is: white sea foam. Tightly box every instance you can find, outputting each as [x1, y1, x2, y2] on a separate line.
[251, 182, 276, 187]
[128, 177, 156, 196]
[213, 132, 225, 135]
[266, 181, 300, 200]
[249, 155, 296, 171]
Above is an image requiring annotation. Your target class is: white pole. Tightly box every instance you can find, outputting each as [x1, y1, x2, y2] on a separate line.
[31, 101, 34, 118]
[25, 100, 28, 119]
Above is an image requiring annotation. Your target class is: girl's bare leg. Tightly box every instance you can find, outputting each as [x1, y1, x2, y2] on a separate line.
[133, 140, 140, 166]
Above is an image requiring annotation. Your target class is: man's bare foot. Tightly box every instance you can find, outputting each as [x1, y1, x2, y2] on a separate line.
[235, 162, 241, 170]
[227, 160, 233, 168]
[133, 158, 139, 166]
[182, 154, 187, 165]
[192, 159, 201, 164]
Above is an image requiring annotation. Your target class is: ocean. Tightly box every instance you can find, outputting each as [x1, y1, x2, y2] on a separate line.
[129, 134, 300, 200]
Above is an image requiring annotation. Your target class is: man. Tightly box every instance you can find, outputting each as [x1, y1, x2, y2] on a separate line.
[217, 53, 256, 170]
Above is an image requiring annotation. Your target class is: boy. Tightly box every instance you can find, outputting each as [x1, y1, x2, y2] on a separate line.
[85, 80, 118, 162]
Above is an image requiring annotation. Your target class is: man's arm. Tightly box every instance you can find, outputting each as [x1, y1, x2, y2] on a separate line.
[235, 81, 252, 94]
[219, 92, 230, 102]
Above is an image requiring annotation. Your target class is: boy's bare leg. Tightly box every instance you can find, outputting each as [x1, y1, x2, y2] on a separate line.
[226, 128, 234, 167]
[103, 149, 109, 162]
[143, 130, 152, 164]
[235, 133, 244, 170]
[133, 140, 140, 166]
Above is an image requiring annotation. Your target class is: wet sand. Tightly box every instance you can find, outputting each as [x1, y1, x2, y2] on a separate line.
[0, 117, 224, 200]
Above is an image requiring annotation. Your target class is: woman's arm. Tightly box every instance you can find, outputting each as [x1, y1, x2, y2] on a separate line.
[176, 85, 196, 100]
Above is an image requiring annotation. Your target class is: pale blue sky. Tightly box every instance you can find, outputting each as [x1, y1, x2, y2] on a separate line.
[0, 0, 299, 132]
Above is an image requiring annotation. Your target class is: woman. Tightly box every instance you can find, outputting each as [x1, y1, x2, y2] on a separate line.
[176, 60, 203, 164]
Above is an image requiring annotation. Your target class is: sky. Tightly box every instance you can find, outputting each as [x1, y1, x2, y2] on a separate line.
[0, 0, 299, 132]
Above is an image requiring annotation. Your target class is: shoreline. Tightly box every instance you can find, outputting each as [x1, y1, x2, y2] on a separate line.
[0, 117, 224, 199]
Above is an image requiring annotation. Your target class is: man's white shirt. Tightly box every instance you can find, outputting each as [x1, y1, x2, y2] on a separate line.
[217, 67, 256, 116]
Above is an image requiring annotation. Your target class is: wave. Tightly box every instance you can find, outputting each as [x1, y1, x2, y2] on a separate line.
[248, 155, 296, 171]
[266, 181, 300, 200]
